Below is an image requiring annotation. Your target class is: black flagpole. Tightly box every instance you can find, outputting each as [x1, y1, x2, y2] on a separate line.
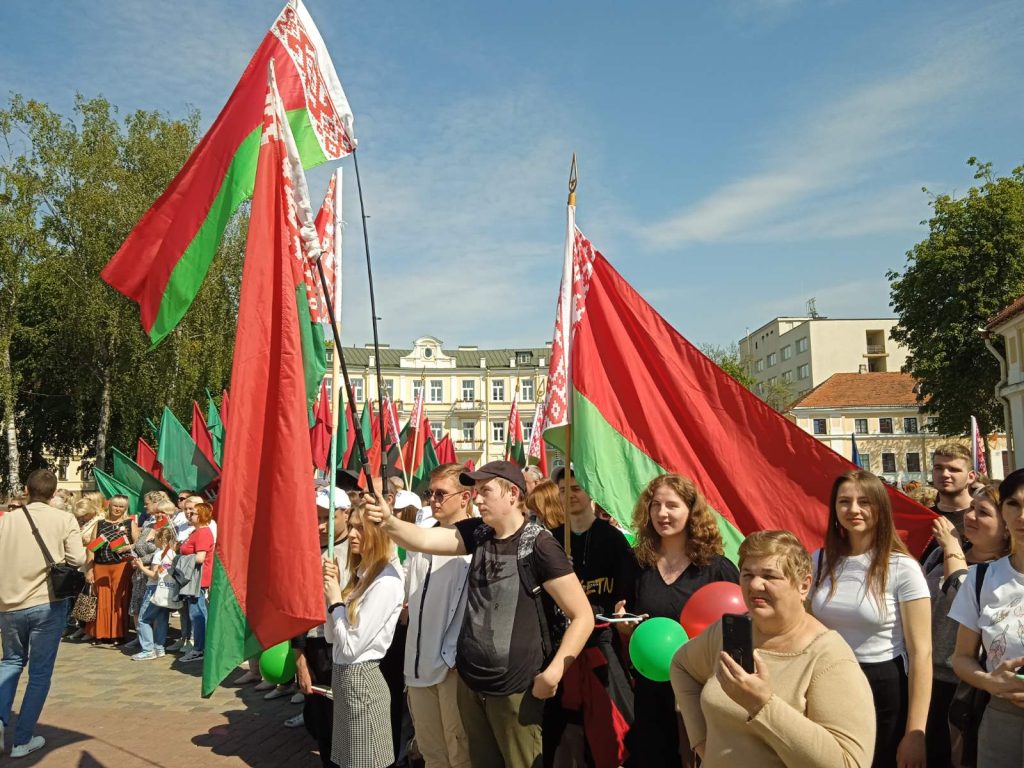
[350, 150, 390, 491]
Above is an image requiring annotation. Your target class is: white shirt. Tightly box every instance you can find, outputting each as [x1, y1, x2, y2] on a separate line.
[171, 511, 193, 543]
[324, 562, 404, 665]
[404, 538, 472, 687]
[148, 549, 176, 586]
[949, 556, 1024, 673]
[810, 550, 930, 664]
[209, 519, 218, 543]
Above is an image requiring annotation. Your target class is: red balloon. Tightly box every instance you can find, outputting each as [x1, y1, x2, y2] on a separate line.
[679, 581, 745, 637]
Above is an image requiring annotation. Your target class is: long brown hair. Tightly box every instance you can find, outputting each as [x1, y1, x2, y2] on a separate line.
[526, 479, 563, 529]
[818, 470, 909, 610]
[631, 474, 723, 567]
[341, 508, 395, 625]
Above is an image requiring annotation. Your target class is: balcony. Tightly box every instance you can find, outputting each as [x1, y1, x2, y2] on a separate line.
[454, 399, 484, 411]
[865, 345, 886, 355]
[456, 439, 484, 451]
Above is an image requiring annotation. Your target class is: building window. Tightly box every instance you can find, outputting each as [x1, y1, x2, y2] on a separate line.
[796, 337, 809, 353]
[854, 418, 868, 435]
[813, 419, 827, 435]
[767, 352, 778, 367]
[927, 416, 939, 430]
[882, 453, 896, 473]
[461, 379, 476, 401]
[781, 345, 792, 361]
[461, 421, 476, 442]
[903, 417, 918, 434]
[520, 378, 534, 402]
[492, 379, 505, 402]
[768, 376, 777, 386]
[797, 364, 810, 380]
[382, 379, 395, 400]
[430, 421, 443, 442]
[492, 420, 505, 443]
[412, 380, 423, 401]
[516, 351, 532, 365]
[906, 452, 921, 473]
[429, 379, 443, 403]
[756, 382, 765, 395]
[351, 379, 364, 402]
[755, 359, 765, 372]
[523, 419, 534, 442]
[879, 418, 893, 434]
[858, 453, 871, 471]
[782, 370, 793, 383]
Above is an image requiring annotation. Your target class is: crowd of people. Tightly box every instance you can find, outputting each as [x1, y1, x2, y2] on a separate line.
[0, 439, 1022, 767]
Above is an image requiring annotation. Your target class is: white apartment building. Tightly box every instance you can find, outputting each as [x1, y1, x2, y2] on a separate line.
[738, 316, 910, 400]
[326, 336, 551, 465]
[986, 295, 1024, 471]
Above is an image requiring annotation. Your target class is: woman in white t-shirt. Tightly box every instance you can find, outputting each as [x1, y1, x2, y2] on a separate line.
[950, 468, 1024, 767]
[810, 470, 931, 768]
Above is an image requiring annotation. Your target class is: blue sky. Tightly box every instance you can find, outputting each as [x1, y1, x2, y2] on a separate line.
[2, 0, 1022, 350]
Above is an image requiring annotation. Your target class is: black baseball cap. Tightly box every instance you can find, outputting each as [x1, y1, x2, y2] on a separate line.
[460, 461, 527, 495]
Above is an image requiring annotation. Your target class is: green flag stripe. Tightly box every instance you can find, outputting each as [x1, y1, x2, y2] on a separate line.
[571, 388, 744, 563]
[202, 556, 264, 697]
[150, 109, 328, 345]
[92, 468, 142, 519]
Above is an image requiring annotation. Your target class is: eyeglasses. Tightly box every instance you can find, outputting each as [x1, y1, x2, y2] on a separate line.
[425, 489, 461, 504]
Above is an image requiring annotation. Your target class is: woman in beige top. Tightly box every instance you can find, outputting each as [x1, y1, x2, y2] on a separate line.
[670, 530, 876, 767]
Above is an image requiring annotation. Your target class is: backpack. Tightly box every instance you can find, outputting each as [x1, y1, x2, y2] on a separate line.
[516, 521, 569, 662]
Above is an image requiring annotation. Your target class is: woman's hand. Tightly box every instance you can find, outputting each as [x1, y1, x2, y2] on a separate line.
[531, 666, 561, 700]
[611, 600, 648, 637]
[896, 729, 925, 768]
[295, 653, 313, 695]
[931, 517, 962, 554]
[322, 560, 343, 604]
[717, 650, 772, 718]
[85, 568, 95, 585]
[986, 655, 1024, 706]
[362, 492, 392, 526]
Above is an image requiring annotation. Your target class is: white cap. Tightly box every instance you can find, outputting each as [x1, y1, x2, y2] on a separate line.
[394, 490, 423, 510]
[315, 487, 351, 510]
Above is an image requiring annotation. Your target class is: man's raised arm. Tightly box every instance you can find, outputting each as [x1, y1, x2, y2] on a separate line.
[363, 493, 467, 556]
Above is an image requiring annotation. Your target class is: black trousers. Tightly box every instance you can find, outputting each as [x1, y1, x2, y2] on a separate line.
[860, 657, 909, 768]
[925, 678, 958, 768]
[303, 637, 339, 768]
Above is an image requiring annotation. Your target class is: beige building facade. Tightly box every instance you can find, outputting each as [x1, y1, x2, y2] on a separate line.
[326, 336, 551, 466]
[739, 317, 910, 401]
[986, 295, 1024, 471]
[788, 372, 1008, 484]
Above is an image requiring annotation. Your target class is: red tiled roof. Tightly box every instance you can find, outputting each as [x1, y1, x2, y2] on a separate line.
[986, 294, 1024, 331]
[789, 372, 925, 409]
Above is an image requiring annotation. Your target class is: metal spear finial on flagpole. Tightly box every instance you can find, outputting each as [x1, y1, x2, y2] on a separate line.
[568, 153, 577, 207]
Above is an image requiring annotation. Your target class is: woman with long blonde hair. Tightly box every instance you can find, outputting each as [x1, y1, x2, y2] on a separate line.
[323, 506, 403, 768]
[614, 473, 739, 768]
[810, 470, 931, 768]
[525, 478, 564, 529]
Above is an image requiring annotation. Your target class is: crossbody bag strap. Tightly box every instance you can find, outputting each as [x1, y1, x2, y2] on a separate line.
[21, 504, 57, 567]
[974, 561, 990, 666]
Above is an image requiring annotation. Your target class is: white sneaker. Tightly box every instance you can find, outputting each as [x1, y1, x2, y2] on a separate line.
[11, 736, 45, 758]
[155, 647, 166, 658]
[233, 670, 262, 685]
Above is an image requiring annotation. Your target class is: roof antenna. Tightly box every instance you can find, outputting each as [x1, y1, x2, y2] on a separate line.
[806, 297, 819, 319]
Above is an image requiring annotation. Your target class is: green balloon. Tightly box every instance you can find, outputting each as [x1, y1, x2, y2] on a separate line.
[259, 641, 297, 685]
[629, 617, 688, 682]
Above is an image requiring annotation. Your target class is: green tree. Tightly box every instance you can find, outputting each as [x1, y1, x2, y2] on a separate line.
[0, 95, 244, 492]
[888, 158, 1024, 440]
[700, 343, 758, 390]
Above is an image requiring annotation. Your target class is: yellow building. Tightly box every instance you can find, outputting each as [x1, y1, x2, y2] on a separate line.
[326, 336, 551, 465]
[788, 372, 1008, 483]
[985, 295, 1024, 471]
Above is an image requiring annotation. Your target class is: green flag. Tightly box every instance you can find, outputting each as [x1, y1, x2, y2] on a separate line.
[410, 438, 439, 496]
[335, 385, 348, 470]
[111, 447, 173, 513]
[346, 400, 373, 472]
[206, 394, 226, 466]
[93, 468, 141, 517]
[157, 406, 219, 492]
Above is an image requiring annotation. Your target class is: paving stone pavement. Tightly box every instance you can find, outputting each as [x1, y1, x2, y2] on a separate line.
[2, 629, 322, 767]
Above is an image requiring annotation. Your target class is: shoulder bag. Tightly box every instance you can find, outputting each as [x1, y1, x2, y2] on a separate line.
[22, 504, 86, 600]
[948, 561, 991, 768]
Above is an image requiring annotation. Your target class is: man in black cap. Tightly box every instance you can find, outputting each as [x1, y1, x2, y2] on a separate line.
[364, 460, 594, 768]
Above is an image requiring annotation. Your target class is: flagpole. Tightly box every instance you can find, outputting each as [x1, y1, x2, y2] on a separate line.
[563, 154, 577, 554]
[327, 169, 344, 559]
[350, 150, 390, 491]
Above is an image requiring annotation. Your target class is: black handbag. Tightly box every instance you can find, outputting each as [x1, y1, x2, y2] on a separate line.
[22, 504, 87, 600]
[948, 562, 991, 768]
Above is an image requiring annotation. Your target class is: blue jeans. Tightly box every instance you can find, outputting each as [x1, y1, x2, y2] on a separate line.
[137, 586, 170, 652]
[187, 589, 208, 651]
[0, 600, 69, 746]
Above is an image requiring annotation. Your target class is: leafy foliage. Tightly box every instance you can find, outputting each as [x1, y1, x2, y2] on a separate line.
[888, 158, 1024, 436]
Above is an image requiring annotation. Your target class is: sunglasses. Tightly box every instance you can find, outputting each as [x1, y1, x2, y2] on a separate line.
[425, 489, 462, 504]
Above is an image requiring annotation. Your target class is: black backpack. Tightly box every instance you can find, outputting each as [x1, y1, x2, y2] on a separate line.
[516, 521, 568, 662]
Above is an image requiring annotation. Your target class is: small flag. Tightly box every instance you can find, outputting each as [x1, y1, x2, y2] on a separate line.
[87, 535, 108, 553]
[153, 517, 170, 531]
[108, 535, 130, 551]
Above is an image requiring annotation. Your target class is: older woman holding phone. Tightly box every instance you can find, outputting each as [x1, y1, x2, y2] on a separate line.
[670, 530, 876, 767]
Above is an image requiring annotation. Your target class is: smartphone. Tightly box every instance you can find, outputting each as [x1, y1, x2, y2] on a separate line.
[596, 613, 644, 623]
[721, 613, 755, 673]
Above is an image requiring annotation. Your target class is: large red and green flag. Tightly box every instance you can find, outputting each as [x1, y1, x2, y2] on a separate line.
[409, 418, 439, 495]
[157, 406, 220, 493]
[202, 66, 325, 697]
[111, 447, 174, 513]
[540, 221, 937, 561]
[311, 379, 332, 472]
[347, 398, 374, 472]
[526, 393, 549, 476]
[504, 394, 526, 467]
[92, 468, 141, 518]
[399, 389, 425, 475]
[206, 393, 227, 466]
[100, 0, 356, 347]
[191, 401, 221, 472]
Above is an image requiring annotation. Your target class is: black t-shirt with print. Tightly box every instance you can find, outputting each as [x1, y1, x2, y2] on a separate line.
[919, 503, 971, 565]
[454, 517, 575, 696]
[632, 554, 740, 621]
[551, 518, 638, 618]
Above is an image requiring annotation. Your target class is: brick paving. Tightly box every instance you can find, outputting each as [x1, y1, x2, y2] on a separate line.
[2, 628, 322, 767]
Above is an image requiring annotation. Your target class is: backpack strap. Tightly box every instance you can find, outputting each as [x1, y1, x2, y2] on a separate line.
[974, 561, 991, 666]
[516, 521, 553, 660]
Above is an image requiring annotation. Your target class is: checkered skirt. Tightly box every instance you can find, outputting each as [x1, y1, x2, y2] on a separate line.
[331, 661, 394, 768]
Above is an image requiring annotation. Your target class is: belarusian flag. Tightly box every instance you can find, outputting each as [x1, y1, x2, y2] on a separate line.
[191, 402, 221, 472]
[92, 468, 141, 518]
[542, 224, 937, 560]
[202, 65, 325, 697]
[135, 438, 163, 483]
[504, 395, 526, 467]
[158, 406, 219, 493]
[87, 535, 108, 553]
[206, 393, 227, 467]
[435, 433, 458, 465]
[347, 399, 374, 472]
[310, 169, 343, 324]
[409, 420, 439, 495]
[108, 534, 130, 552]
[399, 389, 425, 474]
[310, 379, 332, 472]
[111, 447, 174, 511]
[101, 0, 356, 346]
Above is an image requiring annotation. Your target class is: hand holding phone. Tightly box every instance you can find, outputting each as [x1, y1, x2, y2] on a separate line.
[721, 613, 755, 673]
